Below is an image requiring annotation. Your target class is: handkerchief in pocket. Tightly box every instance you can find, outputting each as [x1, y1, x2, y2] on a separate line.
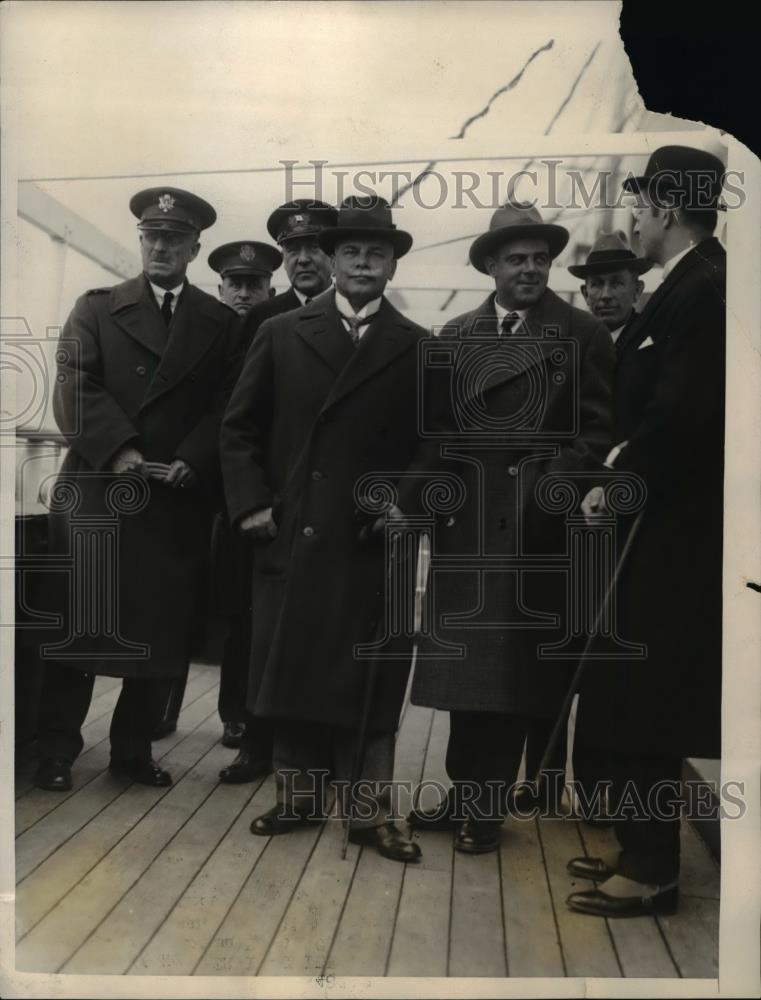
[638, 335, 655, 349]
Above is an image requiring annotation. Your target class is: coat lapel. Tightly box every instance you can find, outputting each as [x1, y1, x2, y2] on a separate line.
[458, 290, 566, 396]
[142, 284, 221, 406]
[295, 289, 357, 376]
[110, 274, 168, 358]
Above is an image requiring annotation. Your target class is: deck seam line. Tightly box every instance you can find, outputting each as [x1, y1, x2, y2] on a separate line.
[535, 816, 569, 977]
[55, 761, 230, 975]
[321, 843, 362, 976]
[127, 777, 265, 976]
[654, 915, 684, 978]
[496, 838, 510, 977]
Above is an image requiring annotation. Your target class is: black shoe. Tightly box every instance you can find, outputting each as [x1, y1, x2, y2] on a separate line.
[455, 818, 502, 854]
[151, 719, 177, 740]
[221, 721, 245, 749]
[249, 804, 317, 836]
[35, 758, 72, 792]
[407, 791, 458, 830]
[566, 856, 617, 881]
[349, 822, 422, 863]
[219, 750, 271, 784]
[509, 782, 563, 815]
[567, 885, 679, 918]
[109, 757, 172, 787]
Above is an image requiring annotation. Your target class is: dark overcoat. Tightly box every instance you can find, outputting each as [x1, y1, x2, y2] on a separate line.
[212, 284, 304, 619]
[48, 274, 242, 678]
[220, 289, 428, 732]
[577, 237, 726, 758]
[404, 289, 614, 719]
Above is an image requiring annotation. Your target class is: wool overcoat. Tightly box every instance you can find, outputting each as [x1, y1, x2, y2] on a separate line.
[220, 289, 428, 732]
[404, 288, 614, 719]
[577, 237, 726, 758]
[48, 273, 242, 678]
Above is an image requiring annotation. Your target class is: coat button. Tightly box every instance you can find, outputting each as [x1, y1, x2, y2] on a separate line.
[303, 526, 315, 537]
[508, 465, 519, 477]
[311, 470, 323, 481]
[136, 366, 147, 376]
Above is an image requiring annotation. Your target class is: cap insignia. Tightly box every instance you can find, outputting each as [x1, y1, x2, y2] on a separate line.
[158, 193, 176, 213]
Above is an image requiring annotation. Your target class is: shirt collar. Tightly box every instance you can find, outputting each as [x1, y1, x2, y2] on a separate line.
[148, 278, 185, 307]
[661, 242, 696, 281]
[292, 287, 310, 307]
[334, 289, 383, 321]
[493, 295, 527, 323]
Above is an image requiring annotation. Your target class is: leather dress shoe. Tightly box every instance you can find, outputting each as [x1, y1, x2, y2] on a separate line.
[455, 818, 502, 854]
[566, 856, 618, 881]
[219, 750, 271, 784]
[567, 885, 679, 918]
[35, 758, 73, 792]
[109, 757, 172, 787]
[407, 792, 458, 830]
[250, 804, 317, 836]
[349, 822, 422, 863]
[221, 721, 244, 749]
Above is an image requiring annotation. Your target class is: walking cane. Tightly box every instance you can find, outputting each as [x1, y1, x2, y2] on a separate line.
[342, 530, 402, 859]
[533, 508, 645, 783]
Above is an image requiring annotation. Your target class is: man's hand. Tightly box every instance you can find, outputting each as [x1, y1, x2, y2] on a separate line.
[165, 459, 197, 490]
[111, 446, 146, 476]
[370, 503, 405, 535]
[239, 507, 277, 540]
[581, 485, 608, 525]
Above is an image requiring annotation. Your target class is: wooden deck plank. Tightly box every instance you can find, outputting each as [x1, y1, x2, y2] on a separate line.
[15, 666, 221, 835]
[326, 700, 432, 977]
[15, 731, 231, 973]
[15, 686, 219, 881]
[658, 896, 719, 978]
[14, 699, 221, 941]
[258, 817, 361, 977]
[537, 817, 622, 977]
[194, 819, 325, 976]
[128, 777, 275, 976]
[62, 775, 268, 974]
[387, 708, 452, 977]
[449, 848, 506, 978]
[577, 820, 678, 978]
[501, 815, 565, 977]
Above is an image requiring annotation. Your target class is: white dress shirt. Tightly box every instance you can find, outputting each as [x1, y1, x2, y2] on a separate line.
[334, 289, 382, 341]
[149, 279, 184, 314]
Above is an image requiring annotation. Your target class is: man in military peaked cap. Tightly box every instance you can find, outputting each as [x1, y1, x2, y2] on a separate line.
[209, 241, 283, 317]
[241, 198, 338, 337]
[35, 187, 243, 793]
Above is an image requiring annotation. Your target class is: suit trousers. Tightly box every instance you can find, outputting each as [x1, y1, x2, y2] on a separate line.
[37, 664, 155, 763]
[273, 720, 395, 830]
[608, 752, 683, 884]
[446, 710, 528, 822]
[218, 612, 274, 760]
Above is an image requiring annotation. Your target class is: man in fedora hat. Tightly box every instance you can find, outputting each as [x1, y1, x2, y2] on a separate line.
[569, 231, 652, 348]
[35, 187, 243, 792]
[566, 145, 726, 917]
[209, 240, 283, 317]
[221, 195, 425, 862]
[405, 200, 614, 854]
[241, 199, 338, 337]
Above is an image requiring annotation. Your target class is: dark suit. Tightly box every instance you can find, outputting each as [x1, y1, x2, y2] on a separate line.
[403, 289, 614, 819]
[577, 237, 726, 881]
[39, 273, 241, 763]
[221, 289, 427, 819]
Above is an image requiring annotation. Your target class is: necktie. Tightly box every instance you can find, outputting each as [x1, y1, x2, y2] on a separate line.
[344, 314, 372, 345]
[500, 312, 521, 336]
[161, 291, 174, 326]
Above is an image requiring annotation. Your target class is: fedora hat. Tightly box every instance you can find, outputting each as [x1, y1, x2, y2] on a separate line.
[318, 195, 413, 258]
[469, 201, 569, 274]
[567, 231, 652, 278]
[622, 145, 725, 209]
